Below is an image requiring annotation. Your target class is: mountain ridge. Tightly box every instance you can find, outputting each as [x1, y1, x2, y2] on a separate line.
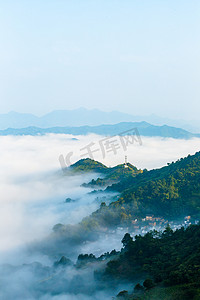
[0, 108, 199, 132]
[0, 121, 199, 139]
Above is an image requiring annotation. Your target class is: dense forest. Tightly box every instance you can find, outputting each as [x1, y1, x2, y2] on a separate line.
[70, 152, 200, 232]
[74, 224, 200, 299]
[105, 223, 200, 299]
[108, 151, 200, 218]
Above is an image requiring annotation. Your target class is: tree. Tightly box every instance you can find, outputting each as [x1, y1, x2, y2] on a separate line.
[163, 224, 173, 237]
[143, 278, 154, 289]
[100, 202, 106, 208]
[122, 233, 133, 249]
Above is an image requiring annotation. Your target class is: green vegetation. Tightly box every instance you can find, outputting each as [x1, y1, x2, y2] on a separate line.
[126, 284, 200, 300]
[56, 152, 200, 242]
[52, 153, 200, 299]
[108, 151, 200, 220]
[62, 224, 200, 299]
[103, 224, 200, 299]
[69, 158, 108, 173]
[80, 152, 200, 229]
[83, 162, 141, 187]
[69, 158, 141, 188]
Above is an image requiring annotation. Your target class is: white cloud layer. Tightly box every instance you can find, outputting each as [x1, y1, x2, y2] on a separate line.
[0, 134, 200, 255]
[0, 134, 199, 298]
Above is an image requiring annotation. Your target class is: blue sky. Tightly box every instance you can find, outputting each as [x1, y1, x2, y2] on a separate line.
[0, 0, 199, 120]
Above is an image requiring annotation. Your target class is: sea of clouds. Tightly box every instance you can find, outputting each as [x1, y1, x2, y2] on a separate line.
[0, 134, 200, 299]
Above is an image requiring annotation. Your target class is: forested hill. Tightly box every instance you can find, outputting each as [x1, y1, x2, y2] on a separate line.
[77, 152, 200, 230]
[107, 151, 200, 219]
[69, 158, 142, 185]
[69, 158, 109, 173]
[103, 223, 200, 299]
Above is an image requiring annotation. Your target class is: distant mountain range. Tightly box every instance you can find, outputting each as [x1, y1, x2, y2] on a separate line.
[0, 121, 199, 139]
[0, 108, 199, 132]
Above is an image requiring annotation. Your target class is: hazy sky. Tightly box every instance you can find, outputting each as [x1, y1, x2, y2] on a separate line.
[0, 1, 199, 119]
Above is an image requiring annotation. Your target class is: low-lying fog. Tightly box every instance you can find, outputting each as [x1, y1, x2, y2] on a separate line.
[0, 134, 200, 299]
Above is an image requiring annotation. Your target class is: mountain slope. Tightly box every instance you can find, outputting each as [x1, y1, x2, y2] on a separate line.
[76, 152, 200, 231]
[68, 158, 108, 174]
[107, 151, 200, 218]
[103, 224, 200, 299]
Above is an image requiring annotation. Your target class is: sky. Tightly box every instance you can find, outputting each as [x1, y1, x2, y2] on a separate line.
[0, 0, 199, 120]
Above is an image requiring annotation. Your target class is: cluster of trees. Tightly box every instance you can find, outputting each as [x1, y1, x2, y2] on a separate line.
[103, 224, 200, 299]
[76, 250, 119, 268]
[61, 224, 200, 299]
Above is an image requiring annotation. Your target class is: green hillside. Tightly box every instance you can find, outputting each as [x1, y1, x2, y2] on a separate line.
[69, 158, 108, 173]
[103, 224, 200, 299]
[78, 152, 200, 231]
[108, 151, 200, 219]
[82, 162, 141, 187]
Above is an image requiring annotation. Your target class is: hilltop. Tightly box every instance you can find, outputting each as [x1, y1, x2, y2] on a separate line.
[69, 158, 108, 174]
[69, 158, 142, 187]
